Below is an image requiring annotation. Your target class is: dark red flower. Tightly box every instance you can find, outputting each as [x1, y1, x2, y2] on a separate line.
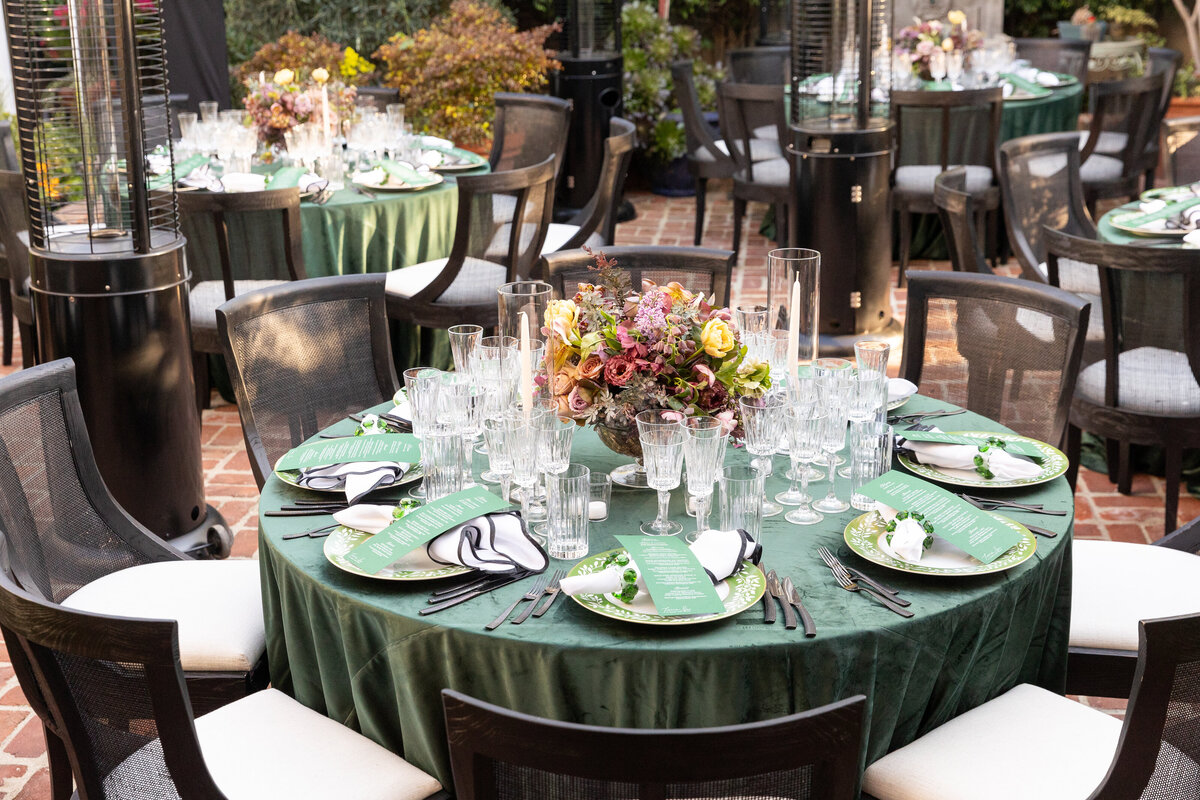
[603, 354, 637, 387]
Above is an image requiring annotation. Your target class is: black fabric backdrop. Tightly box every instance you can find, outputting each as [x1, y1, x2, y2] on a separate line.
[163, 0, 231, 111]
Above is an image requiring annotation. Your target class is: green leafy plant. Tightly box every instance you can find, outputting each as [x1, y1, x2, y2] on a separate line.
[372, 0, 560, 147]
[1175, 61, 1200, 97]
[621, 0, 722, 165]
[1099, 4, 1164, 44]
[233, 31, 377, 105]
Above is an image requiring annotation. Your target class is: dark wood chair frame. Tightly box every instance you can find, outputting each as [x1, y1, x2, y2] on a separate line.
[1045, 228, 1200, 532]
[488, 92, 572, 184]
[1079, 72, 1166, 216]
[1013, 38, 1092, 86]
[217, 273, 399, 489]
[552, 117, 636, 252]
[1141, 47, 1182, 190]
[890, 87, 1004, 284]
[997, 132, 1097, 285]
[0, 359, 268, 800]
[899, 269, 1090, 450]
[718, 80, 791, 258]
[177, 187, 306, 409]
[728, 45, 790, 84]
[1066, 515, 1200, 699]
[934, 167, 992, 274]
[386, 155, 557, 332]
[0, 168, 30, 367]
[1161, 114, 1200, 187]
[443, 689, 867, 800]
[673, 60, 738, 246]
[539, 245, 735, 307]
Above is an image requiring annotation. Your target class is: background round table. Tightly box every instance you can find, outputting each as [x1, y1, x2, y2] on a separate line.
[257, 394, 1074, 788]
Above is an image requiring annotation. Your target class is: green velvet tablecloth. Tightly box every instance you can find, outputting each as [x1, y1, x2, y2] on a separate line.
[257, 394, 1073, 790]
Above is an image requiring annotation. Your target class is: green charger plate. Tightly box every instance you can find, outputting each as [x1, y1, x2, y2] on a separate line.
[565, 548, 766, 626]
[897, 430, 1068, 488]
[323, 525, 471, 581]
[844, 510, 1037, 576]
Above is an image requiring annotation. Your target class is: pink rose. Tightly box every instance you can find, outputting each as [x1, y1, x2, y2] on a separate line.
[916, 40, 935, 56]
[715, 410, 738, 436]
[603, 355, 637, 387]
[567, 386, 593, 413]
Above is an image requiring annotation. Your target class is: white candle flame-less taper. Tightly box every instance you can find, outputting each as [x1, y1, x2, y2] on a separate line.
[320, 84, 331, 149]
[519, 310, 533, 422]
[786, 277, 801, 384]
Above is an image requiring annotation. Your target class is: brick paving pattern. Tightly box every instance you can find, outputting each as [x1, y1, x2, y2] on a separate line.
[2, 184, 1193, 797]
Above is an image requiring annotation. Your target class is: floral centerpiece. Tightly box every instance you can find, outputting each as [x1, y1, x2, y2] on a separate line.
[894, 11, 984, 79]
[242, 67, 357, 147]
[541, 251, 771, 457]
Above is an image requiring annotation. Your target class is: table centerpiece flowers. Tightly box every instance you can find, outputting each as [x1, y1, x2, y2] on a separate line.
[242, 67, 357, 149]
[541, 250, 771, 475]
[894, 12, 984, 80]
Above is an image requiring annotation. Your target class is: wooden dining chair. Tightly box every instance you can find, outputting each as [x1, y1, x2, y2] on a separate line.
[177, 187, 306, 409]
[891, 87, 1003, 284]
[729, 45, 789, 85]
[1161, 115, 1200, 186]
[1068, 513, 1200, 699]
[444, 689, 867, 800]
[933, 168, 992, 275]
[0, 358, 270, 798]
[0, 169, 26, 367]
[386, 155, 557, 333]
[489, 92, 572, 184]
[1078, 72, 1166, 215]
[1013, 38, 1091, 86]
[539, 245, 735, 307]
[0, 565, 446, 800]
[539, 117, 636, 256]
[719, 81, 792, 258]
[899, 270, 1089, 449]
[217, 274, 399, 489]
[863, 612, 1200, 800]
[1045, 229, 1200, 531]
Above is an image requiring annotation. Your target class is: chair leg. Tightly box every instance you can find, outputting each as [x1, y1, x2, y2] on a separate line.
[1143, 166, 1156, 192]
[1116, 439, 1132, 495]
[897, 205, 911, 287]
[192, 352, 211, 411]
[694, 178, 707, 246]
[732, 197, 746, 259]
[774, 202, 788, 246]
[986, 208, 999, 271]
[45, 725, 74, 800]
[18, 322, 35, 368]
[1104, 436, 1121, 486]
[1164, 441, 1182, 534]
[1066, 423, 1081, 490]
[0, 281, 12, 367]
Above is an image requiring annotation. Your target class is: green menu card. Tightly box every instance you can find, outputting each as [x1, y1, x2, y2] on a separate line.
[857, 471, 1025, 564]
[345, 486, 512, 574]
[616, 535, 725, 616]
[275, 434, 421, 472]
[898, 430, 1044, 458]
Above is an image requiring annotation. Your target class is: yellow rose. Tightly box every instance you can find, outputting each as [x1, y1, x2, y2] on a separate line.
[311, 67, 330, 84]
[947, 9, 966, 25]
[544, 299, 579, 342]
[941, 38, 955, 52]
[700, 318, 735, 359]
[273, 69, 295, 86]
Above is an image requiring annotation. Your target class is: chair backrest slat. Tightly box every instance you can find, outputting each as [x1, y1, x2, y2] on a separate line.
[488, 93, 572, 183]
[934, 168, 990, 275]
[556, 118, 636, 252]
[717, 81, 786, 180]
[671, 60, 727, 165]
[891, 88, 1003, 174]
[539, 245, 735, 308]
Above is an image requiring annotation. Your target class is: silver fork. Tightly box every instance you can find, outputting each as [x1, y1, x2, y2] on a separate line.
[818, 547, 914, 618]
[485, 572, 552, 630]
[513, 569, 564, 624]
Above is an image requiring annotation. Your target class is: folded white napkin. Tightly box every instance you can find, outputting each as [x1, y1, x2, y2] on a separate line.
[297, 461, 408, 504]
[1002, 83, 1015, 99]
[333, 505, 546, 573]
[354, 167, 386, 186]
[875, 503, 931, 563]
[560, 529, 761, 597]
[888, 378, 918, 404]
[896, 428, 1041, 480]
[220, 172, 268, 193]
[1140, 199, 1167, 214]
[297, 173, 328, 193]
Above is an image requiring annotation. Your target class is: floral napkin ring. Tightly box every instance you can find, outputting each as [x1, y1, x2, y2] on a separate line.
[885, 510, 935, 552]
[973, 437, 1009, 479]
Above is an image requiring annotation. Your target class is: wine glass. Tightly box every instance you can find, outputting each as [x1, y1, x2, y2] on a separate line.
[739, 394, 787, 518]
[814, 362, 852, 514]
[636, 410, 685, 536]
[482, 416, 513, 504]
[782, 403, 827, 525]
[505, 411, 541, 533]
[682, 416, 728, 543]
[403, 367, 442, 501]
[437, 372, 485, 490]
[532, 413, 575, 538]
[929, 49, 948, 85]
[947, 50, 964, 86]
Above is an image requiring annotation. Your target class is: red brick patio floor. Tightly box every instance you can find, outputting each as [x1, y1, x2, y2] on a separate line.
[1, 184, 1192, 797]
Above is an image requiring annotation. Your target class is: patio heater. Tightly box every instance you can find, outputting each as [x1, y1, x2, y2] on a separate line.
[3, 0, 231, 555]
[790, 0, 902, 353]
[550, 0, 623, 217]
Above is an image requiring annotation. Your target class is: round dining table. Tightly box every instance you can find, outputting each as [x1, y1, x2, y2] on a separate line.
[257, 394, 1075, 789]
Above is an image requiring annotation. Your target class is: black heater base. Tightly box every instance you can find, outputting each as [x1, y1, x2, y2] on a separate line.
[169, 504, 234, 559]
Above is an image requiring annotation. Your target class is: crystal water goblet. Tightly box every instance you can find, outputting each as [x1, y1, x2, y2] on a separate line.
[505, 411, 542, 537]
[482, 416, 513, 505]
[636, 410, 685, 536]
[403, 367, 442, 501]
[448, 324, 482, 374]
[739, 394, 787, 518]
[533, 413, 575, 537]
[682, 416, 728, 542]
[782, 404, 827, 525]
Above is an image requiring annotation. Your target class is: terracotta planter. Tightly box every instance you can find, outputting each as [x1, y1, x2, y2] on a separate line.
[1166, 96, 1200, 120]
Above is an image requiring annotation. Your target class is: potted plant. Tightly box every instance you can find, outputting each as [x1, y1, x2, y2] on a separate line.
[1172, 0, 1200, 113]
[621, 0, 723, 196]
[372, 0, 560, 150]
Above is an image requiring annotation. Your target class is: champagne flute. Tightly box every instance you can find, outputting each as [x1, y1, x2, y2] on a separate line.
[636, 410, 685, 536]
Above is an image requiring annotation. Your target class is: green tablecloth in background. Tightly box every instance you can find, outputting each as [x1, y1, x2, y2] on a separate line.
[257, 394, 1074, 789]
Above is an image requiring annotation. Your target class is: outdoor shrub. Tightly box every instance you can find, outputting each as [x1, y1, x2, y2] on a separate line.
[234, 31, 376, 89]
[372, 0, 560, 147]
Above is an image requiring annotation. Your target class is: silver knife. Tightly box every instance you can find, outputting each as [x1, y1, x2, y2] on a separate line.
[419, 573, 526, 615]
[760, 566, 776, 624]
[782, 577, 817, 637]
[767, 570, 797, 630]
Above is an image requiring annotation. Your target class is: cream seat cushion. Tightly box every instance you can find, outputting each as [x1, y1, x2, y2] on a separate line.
[1075, 347, 1200, 417]
[63, 560, 264, 672]
[862, 684, 1121, 800]
[385, 258, 506, 306]
[105, 689, 442, 800]
[693, 137, 782, 163]
[1071, 539, 1200, 651]
[539, 223, 605, 256]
